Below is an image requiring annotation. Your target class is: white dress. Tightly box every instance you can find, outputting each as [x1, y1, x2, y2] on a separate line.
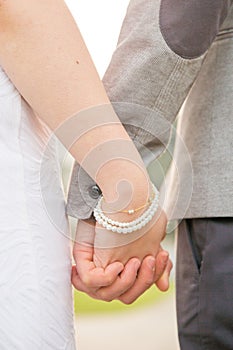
[0, 67, 76, 349]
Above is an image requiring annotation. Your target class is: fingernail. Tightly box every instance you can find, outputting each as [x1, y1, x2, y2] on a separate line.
[147, 257, 156, 271]
[134, 259, 141, 271]
[115, 262, 124, 274]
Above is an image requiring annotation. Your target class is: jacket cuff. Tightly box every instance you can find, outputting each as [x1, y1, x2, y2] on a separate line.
[66, 162, 101, 219]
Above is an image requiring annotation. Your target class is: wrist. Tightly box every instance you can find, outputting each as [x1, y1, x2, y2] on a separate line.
[98, 177, 154, 224]
[96, 158, 151, 202]
[93, 183, 160, 236]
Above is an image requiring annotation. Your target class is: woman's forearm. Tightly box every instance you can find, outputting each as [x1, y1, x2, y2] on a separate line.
[0, 0, 110, 122]
[0, 0, 151, 208]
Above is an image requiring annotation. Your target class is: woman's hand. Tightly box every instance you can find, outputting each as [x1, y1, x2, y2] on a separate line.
[93, 208, 167, 269]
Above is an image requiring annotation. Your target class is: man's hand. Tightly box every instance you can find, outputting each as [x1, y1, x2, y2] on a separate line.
[72, 241, 172, 303]
[72, 217, 172, 303]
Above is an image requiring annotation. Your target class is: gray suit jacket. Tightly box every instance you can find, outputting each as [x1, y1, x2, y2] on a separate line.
[67, 0, 233, 220]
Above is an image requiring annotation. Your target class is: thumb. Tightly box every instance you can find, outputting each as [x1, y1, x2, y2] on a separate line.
[155, 259, 173, 292]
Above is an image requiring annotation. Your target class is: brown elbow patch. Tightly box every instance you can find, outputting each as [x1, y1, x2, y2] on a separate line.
[159, 0, 230, 59]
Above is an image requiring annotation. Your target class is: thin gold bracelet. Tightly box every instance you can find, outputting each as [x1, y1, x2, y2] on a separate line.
[117, 192, 155, 215]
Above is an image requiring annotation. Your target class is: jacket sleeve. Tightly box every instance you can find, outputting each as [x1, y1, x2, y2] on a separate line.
[66, 0, 233, 219]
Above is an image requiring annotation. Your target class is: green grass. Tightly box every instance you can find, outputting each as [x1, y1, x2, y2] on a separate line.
[74, 283, 174, 315]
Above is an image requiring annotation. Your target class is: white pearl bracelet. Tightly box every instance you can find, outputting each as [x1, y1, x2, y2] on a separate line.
[93, 184, 159, 234]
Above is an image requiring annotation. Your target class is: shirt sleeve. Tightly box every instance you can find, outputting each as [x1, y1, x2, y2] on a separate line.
[66, 0, 232, 219]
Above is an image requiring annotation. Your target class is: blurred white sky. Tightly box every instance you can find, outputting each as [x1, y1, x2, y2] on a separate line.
[65, 0, 129, 77]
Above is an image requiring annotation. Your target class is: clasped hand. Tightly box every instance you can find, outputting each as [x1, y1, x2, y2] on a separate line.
[72, 209, 173, 304]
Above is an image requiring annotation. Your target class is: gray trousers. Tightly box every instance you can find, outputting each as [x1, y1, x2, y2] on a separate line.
[176, 218, 233, 350]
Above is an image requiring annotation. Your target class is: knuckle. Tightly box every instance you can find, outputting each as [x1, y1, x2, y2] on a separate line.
[98, 290, 112, 302]
[104, 275, 113, 286]
[88, 292, 99, 300]
[82, 275, 93, 287]
[118, 296, 134, 305]
[144, 276, 154, 287]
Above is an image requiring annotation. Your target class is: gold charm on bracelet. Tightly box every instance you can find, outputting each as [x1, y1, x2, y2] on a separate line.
[119, 193, 155, 215]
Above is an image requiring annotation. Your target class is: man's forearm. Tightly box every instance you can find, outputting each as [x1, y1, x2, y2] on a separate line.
[67, 0, 233, 219]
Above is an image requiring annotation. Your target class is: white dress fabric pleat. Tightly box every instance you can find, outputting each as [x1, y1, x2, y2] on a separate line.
[0, 67, 76, 350]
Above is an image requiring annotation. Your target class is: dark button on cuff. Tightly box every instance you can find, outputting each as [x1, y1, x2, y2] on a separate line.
[88, 185, 102, 199]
